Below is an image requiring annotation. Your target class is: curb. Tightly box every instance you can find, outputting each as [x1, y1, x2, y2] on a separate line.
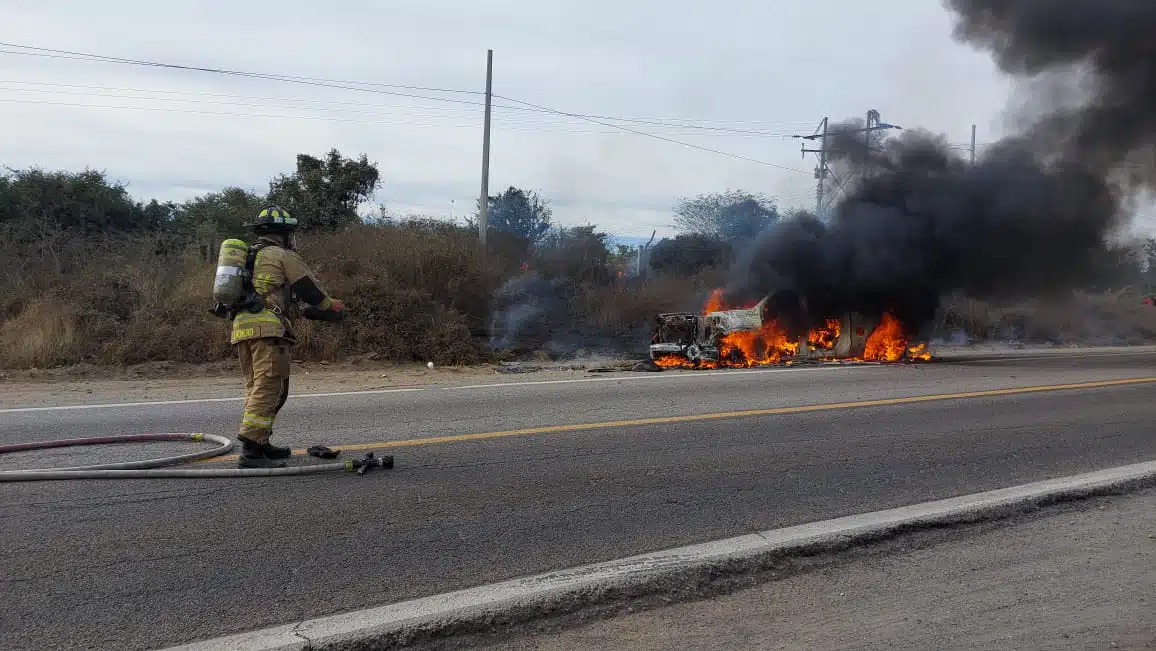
[163, 460, 1156, 651]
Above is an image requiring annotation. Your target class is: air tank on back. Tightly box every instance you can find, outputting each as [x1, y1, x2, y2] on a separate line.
[212, 239, 250, 308]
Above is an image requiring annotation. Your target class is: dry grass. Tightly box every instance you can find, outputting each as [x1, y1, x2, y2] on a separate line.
[936, 291, 1156, 345]
[0, 222, 634, 368]
[0, 298, 79, 368]
[2, 222, 1153, 370]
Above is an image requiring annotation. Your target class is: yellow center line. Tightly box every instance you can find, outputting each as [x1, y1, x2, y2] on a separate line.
[198, 377, 1156, 464]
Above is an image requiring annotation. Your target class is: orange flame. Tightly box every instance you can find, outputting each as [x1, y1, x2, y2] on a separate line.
[656, 298, 932, 370]
[862, 312, 931, 362]
[907, 342, 932, 361]
[807, 318, 841, 350]
[719, 321, 800, 367]
[654, 355, 707, 369]
[703, 288, 727, 314]
[863, 313, 908, 361]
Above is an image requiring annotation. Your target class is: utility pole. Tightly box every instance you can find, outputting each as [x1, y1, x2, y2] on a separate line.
[478, 49, 493, 249]
[863, 110, 880, 180]
[797, 117, 830, 218]
[637, 230, 656, 278]
[970, 124, 977, 166]
[816, 117, 829, 218]
[794, 110, 901, 218]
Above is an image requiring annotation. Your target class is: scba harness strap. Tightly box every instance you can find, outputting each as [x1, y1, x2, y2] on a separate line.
[239, 240, 280, 317]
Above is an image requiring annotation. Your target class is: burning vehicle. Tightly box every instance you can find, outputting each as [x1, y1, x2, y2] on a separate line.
[649, 289, 930, 369]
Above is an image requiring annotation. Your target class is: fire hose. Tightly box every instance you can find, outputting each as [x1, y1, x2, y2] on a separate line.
[0, 433, 393, 482]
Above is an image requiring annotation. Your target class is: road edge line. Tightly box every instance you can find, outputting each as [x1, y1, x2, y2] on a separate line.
[161, 460, 1156, 651]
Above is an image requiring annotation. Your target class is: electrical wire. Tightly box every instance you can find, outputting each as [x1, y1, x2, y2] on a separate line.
[0, 43, 815, 134]
[0, 41, 815, 169]
[0, 80, 808, 137]
[0, 98, 807, 138]
[493, 93, 811, 174]
[0, 44, 493, 109]
[0, 42, 482, 95]
[0, 83, 804, 137]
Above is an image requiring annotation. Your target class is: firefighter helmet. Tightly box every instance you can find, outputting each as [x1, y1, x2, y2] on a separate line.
[248, 206, 299, 233]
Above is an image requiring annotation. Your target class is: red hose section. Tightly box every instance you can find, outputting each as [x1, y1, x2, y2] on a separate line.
[0, 433, 196, 454]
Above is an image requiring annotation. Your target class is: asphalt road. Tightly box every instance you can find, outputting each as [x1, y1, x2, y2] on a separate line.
[2, 350, 1156, 650]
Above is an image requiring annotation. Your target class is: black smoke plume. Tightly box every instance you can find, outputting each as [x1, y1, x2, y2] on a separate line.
[726, 0, 1155, 336]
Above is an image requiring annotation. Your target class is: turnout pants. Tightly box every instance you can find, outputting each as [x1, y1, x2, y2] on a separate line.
[236, 337, 291, 444]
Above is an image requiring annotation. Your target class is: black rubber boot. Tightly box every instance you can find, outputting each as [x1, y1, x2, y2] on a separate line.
[237, 436, 287, 469]
[262, 441, 292, 459]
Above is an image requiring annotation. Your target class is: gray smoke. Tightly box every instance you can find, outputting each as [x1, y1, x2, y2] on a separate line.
[726, 0, 1154, 335]
[488, 275, 640, 357]
[488, 276, 574, 353]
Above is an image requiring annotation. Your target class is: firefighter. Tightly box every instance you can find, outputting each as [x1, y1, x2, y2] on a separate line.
[230, 206, 344, 468]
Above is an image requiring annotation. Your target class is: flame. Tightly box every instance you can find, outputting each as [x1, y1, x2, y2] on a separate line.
[653, 320, 797, 369]
[862, 313, 908, 361]
[703, 288, 727, 314]
[654, 355, 702, 369]
[655, 299, 932, 370]
[719, 321, 800, 367]
[862, 312, 931, 362]
[907, 342, 932, 361]
[807, 318, 841, 350]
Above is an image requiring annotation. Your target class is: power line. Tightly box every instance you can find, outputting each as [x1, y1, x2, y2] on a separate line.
[0, 79, 506, 114]
[493, 93, 811, 174]
[0, 41, 814, 172]
[0, 98, 490, 127]
[0, 97, 805, 138]
[0, 45, 818, 133]
[0, 81, 805, 136]
[0, 42, 483, 96]
[0, 44, 494, 109]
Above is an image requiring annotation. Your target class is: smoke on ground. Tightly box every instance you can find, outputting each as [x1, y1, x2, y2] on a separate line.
[726, 0, 1155, 336]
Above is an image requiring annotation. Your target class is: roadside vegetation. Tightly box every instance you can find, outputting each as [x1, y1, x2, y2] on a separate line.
[2, 149, 1155, 370]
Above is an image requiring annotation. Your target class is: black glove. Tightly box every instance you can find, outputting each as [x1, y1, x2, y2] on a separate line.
[302, 306, 345, 322]
[307, 445, 340, 459]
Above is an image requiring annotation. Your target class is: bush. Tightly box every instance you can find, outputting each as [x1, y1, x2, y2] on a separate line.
[648, 234, 731, 276]
[0, 220, 623, 368]
[935, 291, 1156, 345]
[9, 211, 1151, 371]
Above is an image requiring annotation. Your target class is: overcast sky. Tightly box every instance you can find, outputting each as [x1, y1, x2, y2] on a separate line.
[0, 1, 1027, 237]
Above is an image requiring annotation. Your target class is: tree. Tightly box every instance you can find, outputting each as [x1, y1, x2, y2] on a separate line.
[173, 187, 265, 240]
[536, 225, 612, 284]
[0, 167, 157, 234]
[474, 186, 552, 243]
[266, 149, 380, 232]
[648, 234, 732, 276]
[674, 189, 780, 241]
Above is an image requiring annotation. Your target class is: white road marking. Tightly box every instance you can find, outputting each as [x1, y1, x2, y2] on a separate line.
[2, 348, 1149, 414]
[0, 365, 871, 414]
[0, 388, 422, 414]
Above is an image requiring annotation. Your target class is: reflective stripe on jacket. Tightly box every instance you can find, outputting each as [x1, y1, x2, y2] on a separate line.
[230, 238, 329, 345]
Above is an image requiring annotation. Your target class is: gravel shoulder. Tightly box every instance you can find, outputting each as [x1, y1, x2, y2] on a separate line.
[0, 359, 633, 408]
[496, 488, 1156, 651]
